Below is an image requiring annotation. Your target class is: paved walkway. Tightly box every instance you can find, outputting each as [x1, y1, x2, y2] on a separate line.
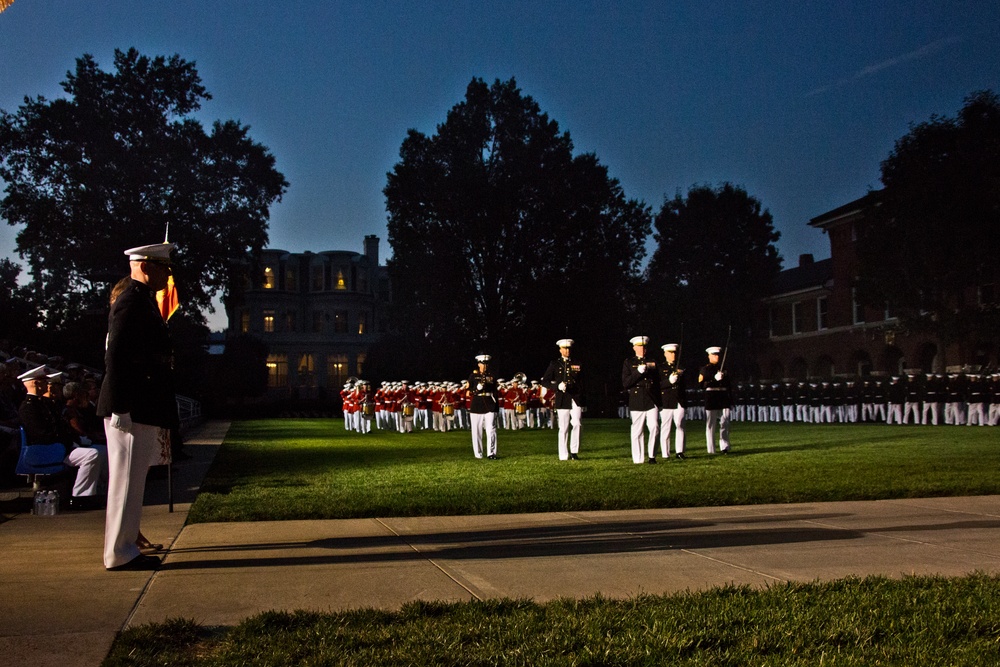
[3, 420, 1000, 666]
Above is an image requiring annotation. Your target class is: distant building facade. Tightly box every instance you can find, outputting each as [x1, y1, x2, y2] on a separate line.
[754, 193, 997, 380]
[228, 235, 391, 398]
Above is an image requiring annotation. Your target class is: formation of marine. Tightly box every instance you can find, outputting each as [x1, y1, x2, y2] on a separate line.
[339, 375, 558, 434]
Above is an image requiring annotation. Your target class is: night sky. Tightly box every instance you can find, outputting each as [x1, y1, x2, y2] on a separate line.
[2, 1, 998, 329]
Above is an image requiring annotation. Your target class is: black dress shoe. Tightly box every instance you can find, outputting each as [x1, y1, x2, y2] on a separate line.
[676, 453, 686, 460]
[487, 454, 497, 460]
[570, 453, 579, 460]
[647, 458, 657, 464]
[107, 554, 161, 571]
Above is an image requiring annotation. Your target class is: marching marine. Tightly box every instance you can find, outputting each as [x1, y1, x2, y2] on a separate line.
[541, 338, 584, 460]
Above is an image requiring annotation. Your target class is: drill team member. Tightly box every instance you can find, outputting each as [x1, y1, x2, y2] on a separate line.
[622, 336, 660, 464]
[541, 338, 584, 460]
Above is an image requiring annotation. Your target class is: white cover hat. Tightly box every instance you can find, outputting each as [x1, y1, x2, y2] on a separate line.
[629, 336, 649, 346]
[124, 242, 175, 263]
[706, 346, 722, 355]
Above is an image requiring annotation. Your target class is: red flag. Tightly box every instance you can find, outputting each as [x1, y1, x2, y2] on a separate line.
[157, 275, 179, 321]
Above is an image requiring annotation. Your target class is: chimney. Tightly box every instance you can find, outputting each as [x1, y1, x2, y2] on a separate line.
[799, 253, 814, 267]
[363, 235, 379, 266]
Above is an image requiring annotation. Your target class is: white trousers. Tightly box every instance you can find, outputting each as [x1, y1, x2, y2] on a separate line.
[64, 444, 108, 497]
[470, 412, 497, 458]
[103, 419, 161, 569]
[556, 402, 582, 460]
[903, 402, 921, 424]
[967, 403, 986, 426]
[922, 402, 940, 426]
[705, 408, 730, 454]
[658, 406, 685, 457]
[630, 408, 659, 463]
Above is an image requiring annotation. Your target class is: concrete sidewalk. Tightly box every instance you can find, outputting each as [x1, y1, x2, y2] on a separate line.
[3, 420, 1000, 666]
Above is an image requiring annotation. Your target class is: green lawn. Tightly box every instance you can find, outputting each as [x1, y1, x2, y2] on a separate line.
[106, 574, 1000, 666]
[187, 418, 1000, 523]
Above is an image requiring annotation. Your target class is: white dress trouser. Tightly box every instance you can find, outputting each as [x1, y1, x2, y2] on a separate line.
[659, 406, 685, 457]
[705, 408, 731, 454]
[556, 401, 582, 460]
[630, 408, 659, 463]
[65, 444, 108, 497]
[104, 420, 160, 569]
[470, 412, 497, 458]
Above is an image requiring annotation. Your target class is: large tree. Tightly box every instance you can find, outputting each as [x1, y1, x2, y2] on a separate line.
[0, 48, 288, 331]
[646, 183, 782, 374]
[857, 90, 1000, 365]
[383, 77, 650, 390]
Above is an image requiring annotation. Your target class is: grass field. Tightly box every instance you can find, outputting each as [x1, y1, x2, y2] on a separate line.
[188, 418, 1000, 523]
[106, 574, 1000, 666]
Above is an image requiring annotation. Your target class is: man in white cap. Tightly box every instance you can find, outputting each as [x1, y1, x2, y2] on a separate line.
[541, 338, 584, 460]
[468, 354, 499, 459]
[97, 242, 178, 571]
[699, 346, 731, 454]
[18, 365, 108, 506]
[658, 343, 686, 460]
[622, 336, 660, 464]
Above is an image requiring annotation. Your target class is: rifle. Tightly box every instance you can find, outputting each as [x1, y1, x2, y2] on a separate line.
[719, 324, 732, 373]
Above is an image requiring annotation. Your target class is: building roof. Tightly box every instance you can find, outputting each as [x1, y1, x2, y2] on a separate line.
[808, 190, 880, 231]
[769, 256, 832, 296]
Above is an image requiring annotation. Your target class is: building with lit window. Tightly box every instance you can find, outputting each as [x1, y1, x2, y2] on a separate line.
[228, 235, 391, 398]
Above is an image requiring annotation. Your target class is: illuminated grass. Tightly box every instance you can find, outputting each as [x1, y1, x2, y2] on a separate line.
[187, 419, 1000, 523]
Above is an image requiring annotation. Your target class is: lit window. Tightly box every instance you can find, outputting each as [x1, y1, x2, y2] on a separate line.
[266, 354, 288, 388]
[240, 311, 249, 334]
[263, 310, 275, 333]
[263, 266, 276, 289]
[336, 269, 347, 290]
[357, 312, 367, 335]
[327, 354, 347, 387]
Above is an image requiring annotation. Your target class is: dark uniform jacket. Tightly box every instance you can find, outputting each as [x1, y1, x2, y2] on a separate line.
[467, 369, 499, 414]
[97, 279, 179, 430]
[622, 356, 660, 411]
[658, 362, 686, 409]
[541, 356, 584, 410]
[19, 394, 74, 446]
[699, 362, 731, 410]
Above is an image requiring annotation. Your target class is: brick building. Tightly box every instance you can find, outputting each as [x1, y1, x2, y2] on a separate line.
[754, 193, 995, 380]
[227, 235, 391, 398]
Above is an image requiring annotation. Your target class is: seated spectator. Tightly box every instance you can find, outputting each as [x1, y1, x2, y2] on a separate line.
[17, 366, 108, 508]
[63, 381, 107, 445]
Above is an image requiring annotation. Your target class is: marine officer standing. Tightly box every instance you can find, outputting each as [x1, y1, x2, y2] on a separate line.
[541, 338, 584, 460]
[468, 354, 499, 459]
[98, 241, 179, 571]
[699, 346, 732, 454]
[622, 336, 660, 464]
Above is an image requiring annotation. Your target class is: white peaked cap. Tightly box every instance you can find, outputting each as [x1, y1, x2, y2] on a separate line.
[125, 242, 175, 263]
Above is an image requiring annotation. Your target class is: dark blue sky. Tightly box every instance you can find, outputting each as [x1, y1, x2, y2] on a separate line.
[2, 1, 999, 326]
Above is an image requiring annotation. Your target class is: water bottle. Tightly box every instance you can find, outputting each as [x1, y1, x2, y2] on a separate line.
[49, 490, 60, 515]
[33, 490, 44, 515]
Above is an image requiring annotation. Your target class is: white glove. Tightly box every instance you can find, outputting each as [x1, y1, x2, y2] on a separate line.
[558, 382, 567, 392]
[110, 412, 132, 434]
[476, 383, 484, 391]
[669, 374, 677, 385]
[715, 372, 723, 381]
[637, 364, 646, 374]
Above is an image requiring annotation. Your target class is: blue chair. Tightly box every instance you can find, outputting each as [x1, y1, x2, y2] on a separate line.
[15, 427, 67, 490]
